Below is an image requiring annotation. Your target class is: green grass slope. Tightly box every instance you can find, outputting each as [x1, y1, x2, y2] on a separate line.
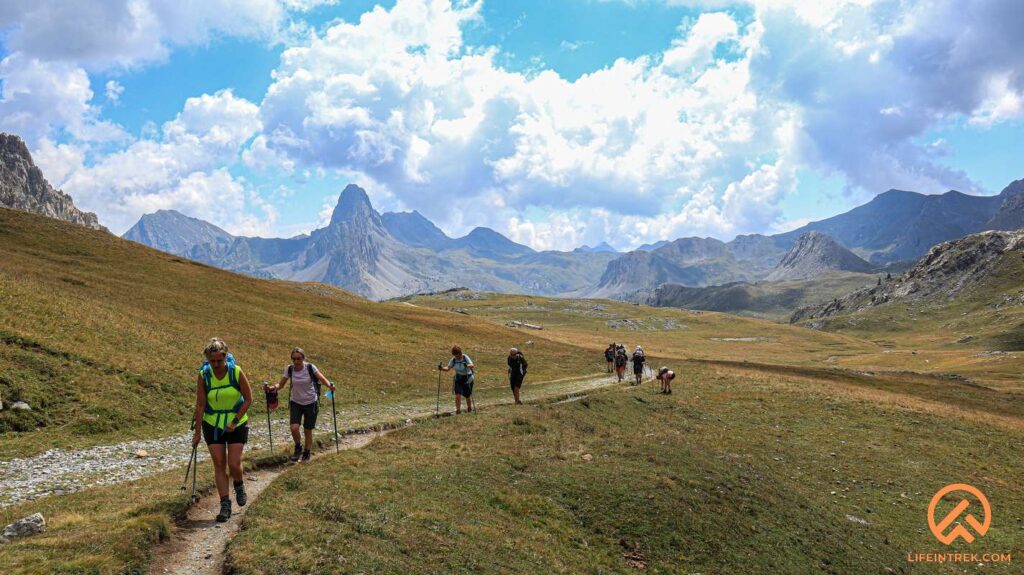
[230, 363, 1024, 574]
[0, 208, 599, 457]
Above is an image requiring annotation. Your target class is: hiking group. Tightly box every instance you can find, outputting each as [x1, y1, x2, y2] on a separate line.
[190, 337, 671, 523]
[602, 342, 674, 392]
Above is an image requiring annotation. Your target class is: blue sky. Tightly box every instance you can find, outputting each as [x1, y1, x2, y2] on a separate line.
[1, 0, 1021, 249]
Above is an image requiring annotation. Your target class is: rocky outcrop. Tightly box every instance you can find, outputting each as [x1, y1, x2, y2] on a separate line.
[766, 231, 872, 281]
[986, 179, 1024, 231]
[0, 133, 106, 231]
[791, 229, 1024, 323]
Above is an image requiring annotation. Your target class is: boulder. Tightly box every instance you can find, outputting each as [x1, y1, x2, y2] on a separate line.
[11, 401, 31, 411]
[1, 513, 46, 542]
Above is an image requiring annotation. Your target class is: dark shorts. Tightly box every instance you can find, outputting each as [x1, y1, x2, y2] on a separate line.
[634, 364, 645, 374]
[453, 375, 474, 398]
[202, 420, 249, 445]
[510, 375, 524, 389]
[290, 400, 319, 430]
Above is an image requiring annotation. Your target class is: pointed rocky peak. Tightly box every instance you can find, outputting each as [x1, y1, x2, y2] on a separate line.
[330, 184, 381, 227]
[0, 132, 107, 231]
[766, 231, 872, 281]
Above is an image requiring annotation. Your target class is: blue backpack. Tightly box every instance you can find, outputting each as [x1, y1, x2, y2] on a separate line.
[199, 353, 243, 440]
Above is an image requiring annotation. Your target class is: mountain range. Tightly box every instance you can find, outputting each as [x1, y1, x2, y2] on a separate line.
[591, 179, 1024, 300]
[120, 177, 1024, 301]
[124, 185, 616, 300]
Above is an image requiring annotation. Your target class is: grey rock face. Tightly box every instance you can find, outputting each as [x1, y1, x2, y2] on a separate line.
[766, 231, 872, 281]
[791, 229, 1024, 323]
[0, 133, 106, 231]
[1, 513, 45, 542]
[986, 179, 1024, 231]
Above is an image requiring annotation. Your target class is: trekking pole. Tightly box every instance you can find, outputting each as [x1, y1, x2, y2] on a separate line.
[435, 363, 442, 417]
[329, 382, 340, 454]
[181, 419, 197, 495]
[263, 381, 274, 456]
[189, 442, 198, 503]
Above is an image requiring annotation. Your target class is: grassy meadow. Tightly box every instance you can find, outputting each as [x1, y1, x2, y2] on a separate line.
[229, 363, 1023, 574]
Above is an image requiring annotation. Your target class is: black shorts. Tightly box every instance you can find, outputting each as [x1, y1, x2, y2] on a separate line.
[634, 364, 645, 374]
[453, 375, 474, 398]
[202, 420, 249, 445]
[290, 400, 319, 430]
[510, 375, 524, 389]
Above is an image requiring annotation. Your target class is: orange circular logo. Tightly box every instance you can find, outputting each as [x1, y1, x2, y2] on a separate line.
[928, 483, 991, 545]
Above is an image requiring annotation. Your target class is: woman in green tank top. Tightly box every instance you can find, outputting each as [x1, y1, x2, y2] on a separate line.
[192, 338, 254, 523]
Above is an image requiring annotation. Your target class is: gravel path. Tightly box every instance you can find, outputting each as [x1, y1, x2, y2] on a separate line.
[0, 375, 617, 507]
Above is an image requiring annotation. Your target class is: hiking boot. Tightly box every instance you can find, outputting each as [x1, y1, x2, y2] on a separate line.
[234, 481, 247, 507]
[216, 497, 232, 522]
[301, 449, 311, 462]
[290, 443, 302, 462]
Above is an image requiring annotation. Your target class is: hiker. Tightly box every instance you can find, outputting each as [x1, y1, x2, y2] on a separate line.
[440, 345, 475, 414]
[191, 338, 253, 523]
[614, 344, 628, 382]
[657, 366, 675, 394]
[507, 347, 528, 405]
[604, 343, 615, 373]
[264, 347, 335, 462]
[631, 345, 646, 386]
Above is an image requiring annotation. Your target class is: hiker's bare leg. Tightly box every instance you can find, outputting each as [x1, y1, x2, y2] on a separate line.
[227, 443, 244, 483]
[208, 443, 229, 498]
[303, 428, 314, 451]
[455, 394, 463, 413]
[289, 423, 302, 445]
[467, 397, 474, 412]
[513, 386, 521, 404]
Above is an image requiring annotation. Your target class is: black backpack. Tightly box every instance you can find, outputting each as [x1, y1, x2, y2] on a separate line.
[287, 363, 321, 402]
[510, 352, 528, 376]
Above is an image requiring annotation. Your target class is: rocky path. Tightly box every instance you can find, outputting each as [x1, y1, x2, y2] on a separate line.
[0, 375, 617, 507]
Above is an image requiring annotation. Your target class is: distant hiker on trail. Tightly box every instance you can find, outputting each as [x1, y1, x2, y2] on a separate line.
[192, 338, 253, 523]
[657, 366, 675, 395]
[508, 347, 528, 405]
[440, 345, 475, 414]
[264, 348, 335, 463]
[614, 344, 628, 382]
[631, 345, 646, 386]
[604, 343, 615, 373]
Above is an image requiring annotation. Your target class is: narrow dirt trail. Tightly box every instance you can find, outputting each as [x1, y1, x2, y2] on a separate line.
[146, 374, 622, 575]
[147, 431, 383, 575]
